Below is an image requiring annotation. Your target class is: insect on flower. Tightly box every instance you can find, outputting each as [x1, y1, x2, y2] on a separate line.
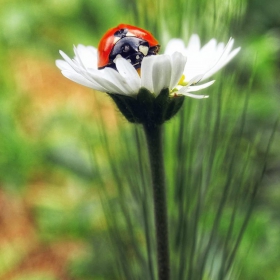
[97, 24, 160, 70]
[56, 23, 240, 101]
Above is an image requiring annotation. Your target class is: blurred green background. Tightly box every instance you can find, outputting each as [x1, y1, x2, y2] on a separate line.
[0, 0, 279, 279]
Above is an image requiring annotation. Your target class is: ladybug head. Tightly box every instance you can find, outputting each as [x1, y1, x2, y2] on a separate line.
[109, 35, 159, 70]
[98, 24, 160, 70]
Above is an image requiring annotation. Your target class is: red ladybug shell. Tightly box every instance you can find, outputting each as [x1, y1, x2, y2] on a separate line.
[97, 24, 159, 69]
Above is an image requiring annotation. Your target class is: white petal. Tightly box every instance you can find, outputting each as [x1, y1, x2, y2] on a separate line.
[165, 34, 240, 83]
[179, 80, 215, 93]
[56, 59, 73, 71]
[105, 68, 138, 95]
[202, 47, 241, 80]
[188, 74, 204, 85]
[201, 41, 240, 81]
[141, 56, 156, 93]
[186, 34, 201, 53]
[59, 50, 81, 72]
[115, 57, 141, 94]
[164, 39, 186, 55]
[216, 42, 226, 55]
[180, 92, 209, 99]
[57, 46, 137, 95]
[200, 38, 217, 54]
[169, 52, 187, 89]
[74, 44, 98, 70]
[61, 70, 106, 91]
[152, 55, 172, 96]
[88, 69, 130, 95]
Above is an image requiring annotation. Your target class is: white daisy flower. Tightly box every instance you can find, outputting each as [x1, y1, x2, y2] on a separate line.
[56, 35, 240, 100]
[56, 45, 215, 99]
[164, 34, 241, 94]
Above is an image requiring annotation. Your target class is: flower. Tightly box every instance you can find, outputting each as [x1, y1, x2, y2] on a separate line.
[56, 34, 240, 100]
[164, 35, 241, 95]
[56, 46, 207, 99]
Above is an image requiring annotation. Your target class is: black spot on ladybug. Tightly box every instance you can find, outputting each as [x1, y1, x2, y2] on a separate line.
[114, 28, 128, 39]
[122, 44, 130, 52]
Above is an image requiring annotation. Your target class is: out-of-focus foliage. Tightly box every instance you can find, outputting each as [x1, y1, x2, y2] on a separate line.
[0, 0, 279, 279]
[0, 0, 129, 48]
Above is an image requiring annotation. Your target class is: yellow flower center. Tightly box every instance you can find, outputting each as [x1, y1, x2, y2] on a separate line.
[178, 74, 188, 86]
[169, 75, 188, 96]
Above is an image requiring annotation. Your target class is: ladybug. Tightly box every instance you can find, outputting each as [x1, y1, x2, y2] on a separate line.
[97, 24, 160, 70]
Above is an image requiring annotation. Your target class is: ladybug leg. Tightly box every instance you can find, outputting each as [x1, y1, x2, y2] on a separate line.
[148, 45, 160, 56]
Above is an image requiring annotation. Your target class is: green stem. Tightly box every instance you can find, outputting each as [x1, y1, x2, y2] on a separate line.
[143, 123, 170, 280]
